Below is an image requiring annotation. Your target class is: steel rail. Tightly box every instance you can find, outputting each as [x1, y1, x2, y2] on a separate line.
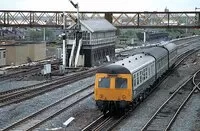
[0, 69, 97, 107]
[141, 68, 200, 131]
[164, 83, 200, 130]
[82, 43, 200, 131]
[2, 84, 94, 131]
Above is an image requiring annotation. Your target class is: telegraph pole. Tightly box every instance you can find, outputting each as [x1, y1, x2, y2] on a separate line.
[143, 29, 146, 44]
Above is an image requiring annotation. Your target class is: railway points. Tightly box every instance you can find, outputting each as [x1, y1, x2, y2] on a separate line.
[0, 6, 199, 130]
[0, 36, 200, 131]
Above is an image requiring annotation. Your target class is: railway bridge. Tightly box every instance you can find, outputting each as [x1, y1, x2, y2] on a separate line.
[0, 10, 200, 28]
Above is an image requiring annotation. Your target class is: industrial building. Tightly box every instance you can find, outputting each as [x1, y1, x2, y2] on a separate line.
[0, 42, 46, 66]
[66, 18, 117, 67]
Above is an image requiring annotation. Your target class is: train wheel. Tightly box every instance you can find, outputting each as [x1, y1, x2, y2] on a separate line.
[118, 109, 124, 115]
[129, 103, 133, 111]
[139, 94, 144, 102]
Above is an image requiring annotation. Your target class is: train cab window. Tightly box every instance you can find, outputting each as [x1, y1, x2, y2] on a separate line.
[98, 78, 110, 88]
[115, 78, 127, 88]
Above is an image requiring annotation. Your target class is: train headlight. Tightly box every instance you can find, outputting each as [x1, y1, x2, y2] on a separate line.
[122, 95, 126, 100]
[99, 94, 104, 99]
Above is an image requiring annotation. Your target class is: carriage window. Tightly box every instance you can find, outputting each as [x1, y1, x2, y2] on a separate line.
[143, 69, 145, 80]
[151, 64, 154, 74]
[98, 78, 110, 88]
[148, 67, 151, 77]
[116, 78, 127, 88]
[3, 51, 5, 58]
[140, 71, 143, 83]
[137, 73, 139, 85]
[134, 74, 136, 86]
[145, 68, 148, 79]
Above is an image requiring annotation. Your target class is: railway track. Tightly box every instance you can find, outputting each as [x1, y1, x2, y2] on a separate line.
[1, 39, 199, 130]
[0, 67, 99, 107]
[141, 69, 200, 131]
[0, 60, 60, 82]
[0, 67, 41, 82]
[176, 37, 200, 49]
[80, 46, 200, 131]
[82, 112, 130, 131]
[0, 67, 91, 95]
[1, 84, 94, 131]
[116, 37, 200, 57]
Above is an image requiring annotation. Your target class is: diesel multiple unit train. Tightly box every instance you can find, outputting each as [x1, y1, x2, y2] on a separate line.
[94, 42, 177, 113]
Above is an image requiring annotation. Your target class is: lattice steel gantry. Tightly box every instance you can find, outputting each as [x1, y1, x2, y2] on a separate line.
[0, 10, 199, 28]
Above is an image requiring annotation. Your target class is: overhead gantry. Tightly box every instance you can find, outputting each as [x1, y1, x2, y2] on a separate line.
[0, 10, 199, 28]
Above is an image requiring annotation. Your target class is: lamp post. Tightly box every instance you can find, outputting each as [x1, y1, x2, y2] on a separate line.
[185, 17, 188, 35]
[62, 12, 66, 67]
[43, 21, 47, 41]
[43, 28, 45, 41]
[143, 29, 146, 44]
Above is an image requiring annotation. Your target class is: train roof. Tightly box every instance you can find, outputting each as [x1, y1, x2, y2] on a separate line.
[162, 42, 177, 52]
[111, 53, 155, 73]
[97, 43, 176, 74]
[134, 46, 168, 60]
[97, 64, 131, 74]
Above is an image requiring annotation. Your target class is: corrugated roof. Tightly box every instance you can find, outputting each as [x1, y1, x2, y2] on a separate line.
[80, 19, 117, 32]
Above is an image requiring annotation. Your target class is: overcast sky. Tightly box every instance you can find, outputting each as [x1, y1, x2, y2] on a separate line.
[0, 0, 199, 11]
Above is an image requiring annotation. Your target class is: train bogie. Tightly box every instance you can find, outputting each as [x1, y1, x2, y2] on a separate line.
[96, 100, 130, 114]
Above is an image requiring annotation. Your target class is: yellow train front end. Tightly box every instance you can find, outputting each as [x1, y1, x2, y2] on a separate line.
[94, 72, 133, 113]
